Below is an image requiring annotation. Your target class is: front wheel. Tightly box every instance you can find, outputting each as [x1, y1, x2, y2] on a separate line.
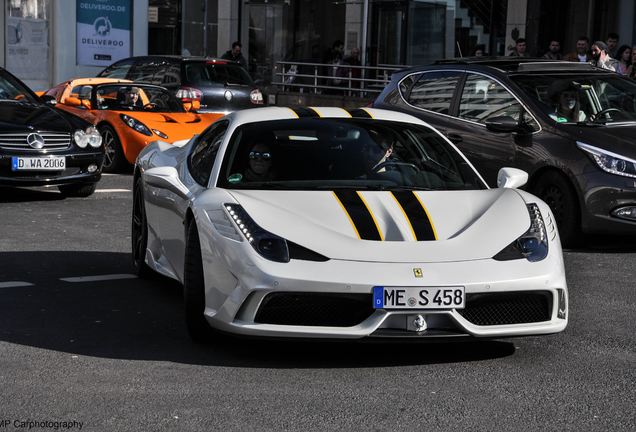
[183, 220, 214, 343]
[99, 125, 126, 173]
[58, 183, 96, 197]
[533, 171, 580, 247]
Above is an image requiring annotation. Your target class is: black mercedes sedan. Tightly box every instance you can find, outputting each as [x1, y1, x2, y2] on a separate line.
[0, 67, 103, 197]
[373, 58, 636, 245]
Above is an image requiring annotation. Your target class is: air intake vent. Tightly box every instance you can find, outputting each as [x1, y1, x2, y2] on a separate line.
[457, 291, 552, 326]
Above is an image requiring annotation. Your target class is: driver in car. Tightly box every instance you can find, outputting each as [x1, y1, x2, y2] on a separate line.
[122, 87, 143, 110]
[363, 141, 394, 174]
[549, 81, 587, 123]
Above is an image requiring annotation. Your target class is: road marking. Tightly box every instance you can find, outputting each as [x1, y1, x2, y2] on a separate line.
[95, 189, 131, 193]
[0, 281, 34, 288]
[60, 274, 138, 283]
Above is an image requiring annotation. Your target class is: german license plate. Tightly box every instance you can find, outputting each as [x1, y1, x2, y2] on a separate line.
[11, 156, 66, 171]
[373, 286, 465, 309]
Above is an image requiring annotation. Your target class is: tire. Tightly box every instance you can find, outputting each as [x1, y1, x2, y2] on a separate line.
[99, 125, 126, 173]
[58, 183, 97, 197]
[533, 171, 581, 247]
[131, 177, 152, 278]
[183, 219, 214, 343]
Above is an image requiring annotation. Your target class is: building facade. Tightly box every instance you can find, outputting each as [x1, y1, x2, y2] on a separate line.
[1, 0, 635, 91]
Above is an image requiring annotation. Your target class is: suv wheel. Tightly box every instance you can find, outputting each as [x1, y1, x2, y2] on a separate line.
[533, 171, 580, 247]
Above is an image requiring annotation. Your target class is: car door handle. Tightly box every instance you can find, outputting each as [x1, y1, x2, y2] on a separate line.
[446, 133, 463, 144]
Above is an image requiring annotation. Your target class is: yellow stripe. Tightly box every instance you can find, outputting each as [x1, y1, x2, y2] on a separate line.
[332, 192, 361, 239]
[412, 192, 438, 240]
[340, 108, 352, 118]
[356, 191, 384, 241]
[390, 193, 417, 241]
[361, 107, 375, 119]
[288, 108, 299, 118]
[309, 107, 323, 117]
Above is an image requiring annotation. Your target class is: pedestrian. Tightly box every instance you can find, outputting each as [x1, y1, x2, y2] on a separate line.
[564, 36, 591, 63]
[626, 46, 636, 78]
[322, 40, 345, 93]
[472, 44, 486, 57]
[590, 41, 618, 72]
[542, 40, 562, 60]
[221, 41, 247, 68]
[606, 32, 619, 57]
[342, 47, 361, 89]
[614, 45, 632, 75]
[509, 38, 529, 57]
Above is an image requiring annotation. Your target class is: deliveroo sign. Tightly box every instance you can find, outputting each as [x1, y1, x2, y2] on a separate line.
[76, 0, 132, 67]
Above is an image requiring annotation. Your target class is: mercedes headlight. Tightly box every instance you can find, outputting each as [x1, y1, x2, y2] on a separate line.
[577, 141, 636, 178]
[120, 114, 152, 136]
[224, 204, 289, 263]
[494, 204, 549, 262]
[74, 127, 102, 148]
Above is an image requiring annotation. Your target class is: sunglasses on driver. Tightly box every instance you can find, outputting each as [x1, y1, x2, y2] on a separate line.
[249, 151, 272, 161]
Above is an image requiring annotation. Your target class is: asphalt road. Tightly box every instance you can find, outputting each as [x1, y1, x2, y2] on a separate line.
[0, 174, 634, 432]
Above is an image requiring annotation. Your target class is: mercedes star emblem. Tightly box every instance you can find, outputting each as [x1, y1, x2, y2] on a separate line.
[26, 133, 45, 149]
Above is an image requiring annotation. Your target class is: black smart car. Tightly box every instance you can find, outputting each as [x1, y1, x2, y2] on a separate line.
[97, 56, 265, 113]
[373, 58, 636, 244]
[0, 67, 103, 197]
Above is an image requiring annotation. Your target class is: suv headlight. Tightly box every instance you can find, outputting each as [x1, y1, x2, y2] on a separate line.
[494, 204, 549, 262]
[120, 114, 152, 136]
[577, 141, 636, 178]
[74, 127, 102, 148]
[224, 204, 289, 263]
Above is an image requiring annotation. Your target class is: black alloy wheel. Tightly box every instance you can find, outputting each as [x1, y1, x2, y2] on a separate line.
[58, 183, 97, 197]
[184, 219, 214, 343]
[131, 177, 151, 277]
[534, 171, 581, 247]
[99, 125, 126, 173]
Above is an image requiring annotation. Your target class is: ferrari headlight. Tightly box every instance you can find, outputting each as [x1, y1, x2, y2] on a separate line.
[73, 129, 88, 148]
[120, 114, 152, 136]
[86, 126, 102, 148]
[493, 204, 549, 262]
[224, 204, 289, 263]
[577, 141, 636, 178]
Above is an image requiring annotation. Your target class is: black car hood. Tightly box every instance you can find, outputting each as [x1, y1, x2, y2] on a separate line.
[558, 122, 636, 159]
[0, 101, 86, 132]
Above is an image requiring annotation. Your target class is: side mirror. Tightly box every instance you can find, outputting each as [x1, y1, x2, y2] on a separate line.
[497, 167, 528, 189]
[40, 94, 57, 106]
[485, 116, 520, 133]
[143, 166, 191, 199]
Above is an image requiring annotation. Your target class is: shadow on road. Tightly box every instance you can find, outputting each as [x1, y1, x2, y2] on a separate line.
[0, 186, 65, 202]
[0, 251, 516, 367]
[565, 234, 636, 253]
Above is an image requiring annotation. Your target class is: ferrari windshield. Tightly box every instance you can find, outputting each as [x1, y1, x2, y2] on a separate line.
[217, 118, 486, 191]
[95, 85, 185, 112]
[511, 74, 636, 124]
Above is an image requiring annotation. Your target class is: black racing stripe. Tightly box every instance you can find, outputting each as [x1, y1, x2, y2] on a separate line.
[391, 191, 436, 241]
[334, 190, 382, 241]
[291, 107, 320, 118]
[347, 108, 372, 119]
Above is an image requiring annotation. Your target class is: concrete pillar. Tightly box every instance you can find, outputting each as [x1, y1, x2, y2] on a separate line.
[505, 0, 527, 54]
[344, 0, 363, 57]
[217, 0, 239, 57]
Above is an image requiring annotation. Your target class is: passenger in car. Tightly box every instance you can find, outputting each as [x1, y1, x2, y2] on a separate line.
[549, 81, 587, 123]
[245, 142, 275, 181]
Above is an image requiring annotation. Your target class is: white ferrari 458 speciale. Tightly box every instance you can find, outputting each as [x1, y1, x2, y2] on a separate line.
[132, 106, 568, 342]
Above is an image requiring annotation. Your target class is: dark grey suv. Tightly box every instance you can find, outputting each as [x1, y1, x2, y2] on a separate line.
[97, 56, 265, 113]
[373, 58, 636, 245]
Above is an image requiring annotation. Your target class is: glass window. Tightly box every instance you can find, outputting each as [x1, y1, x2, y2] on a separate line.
[70, 85, 92, 100]
[189, 121, 229, 186]
[98, 59, 134, 79]
[216, 118, 486, 191]
[459, 74, 538, 131]
[407, 71, 462, 115]
[0, 70, 37, 102]
[512, 74, 636, 125]
[163, 63, 181, 85]
[128, 61, 158, 83]
[184, 62, 253, 86]
[95, 84, 185, 112]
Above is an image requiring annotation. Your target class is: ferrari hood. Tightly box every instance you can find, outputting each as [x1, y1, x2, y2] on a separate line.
[226, 188, 531, 263]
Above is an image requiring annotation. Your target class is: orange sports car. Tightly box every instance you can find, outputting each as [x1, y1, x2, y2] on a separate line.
[43, 78, 223, 172]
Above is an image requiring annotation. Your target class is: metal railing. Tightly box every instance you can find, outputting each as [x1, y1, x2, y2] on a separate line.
[274, 61, 408, 98]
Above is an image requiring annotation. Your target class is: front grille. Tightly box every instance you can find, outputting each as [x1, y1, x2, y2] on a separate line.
[255, 292, 374, 327]
[0, 132, 71, 151]
[457, 291, 552, 326]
